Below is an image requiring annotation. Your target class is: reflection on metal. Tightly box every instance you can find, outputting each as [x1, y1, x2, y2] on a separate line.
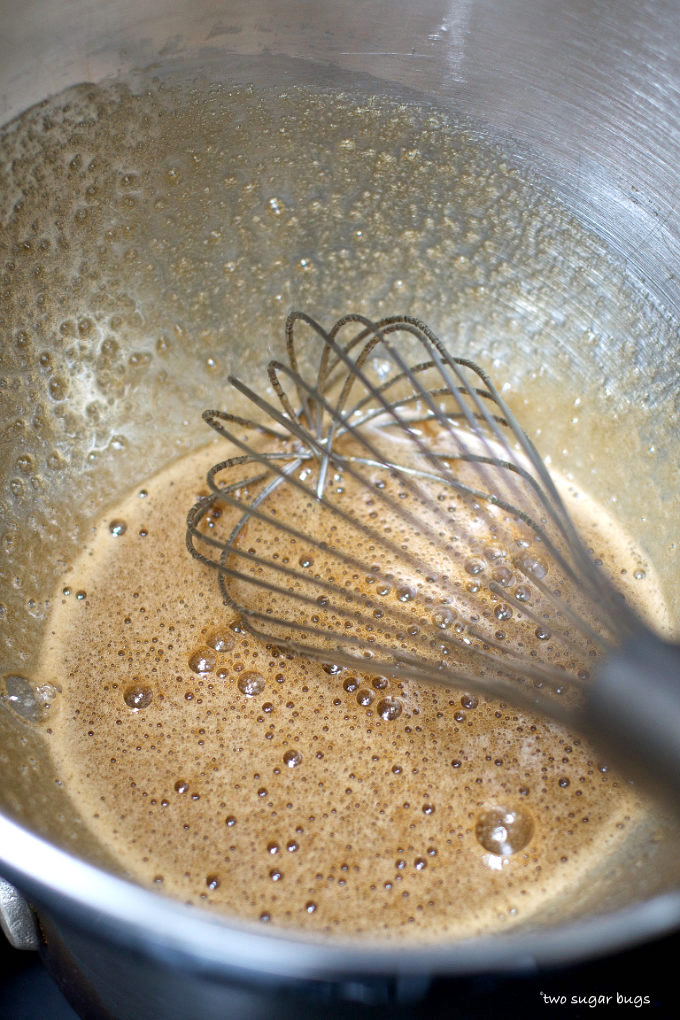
[0, 876, 40, 950]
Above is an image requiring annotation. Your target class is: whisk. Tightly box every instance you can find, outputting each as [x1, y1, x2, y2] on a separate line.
[186, 311, 680, 802]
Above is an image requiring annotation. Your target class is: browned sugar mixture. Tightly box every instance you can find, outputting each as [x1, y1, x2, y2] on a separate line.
[41, 439, 663, 941]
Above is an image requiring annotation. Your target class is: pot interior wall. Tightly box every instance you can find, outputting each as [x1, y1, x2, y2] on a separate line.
[1, 6, 679, 945]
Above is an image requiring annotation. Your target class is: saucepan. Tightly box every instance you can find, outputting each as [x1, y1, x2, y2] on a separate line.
[1, 2, 680, 1017]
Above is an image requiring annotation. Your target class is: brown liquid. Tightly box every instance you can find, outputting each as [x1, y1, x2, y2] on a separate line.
[41, 441, 665, 940]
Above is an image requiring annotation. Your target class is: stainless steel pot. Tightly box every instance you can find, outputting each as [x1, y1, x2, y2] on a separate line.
[1, 2, 680, 1017]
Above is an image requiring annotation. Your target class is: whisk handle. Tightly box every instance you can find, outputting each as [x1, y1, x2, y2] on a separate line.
[585, 632, 680, 808]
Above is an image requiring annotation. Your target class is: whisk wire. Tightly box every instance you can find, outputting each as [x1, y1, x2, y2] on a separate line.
[337, 314, 636, 636]
[185, 310, 680, 807]
[187, 311, 645, 715]
[196, 372, 551, 647]
[290, 314, 608, 630]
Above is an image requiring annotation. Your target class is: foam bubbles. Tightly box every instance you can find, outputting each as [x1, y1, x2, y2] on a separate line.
[238, 672, 265, 697]
[2, 674, 44, 722]
[377, 696, 403, 721]
[188, 647, 217, 673]
[465, 559, 485, 576]
[475, 805, 534, 855]
[283, 749, 302, 768]
[45, 436, 647, 941]
[521, 557, 547, 580]
[123, 684, 153, 711]
[205, 628, 235, 652]
[432, 607, 456, 629]
[26, 76, 658, 939]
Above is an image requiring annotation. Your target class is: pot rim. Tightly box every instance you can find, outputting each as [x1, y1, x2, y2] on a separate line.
[2, 813, 679, 979]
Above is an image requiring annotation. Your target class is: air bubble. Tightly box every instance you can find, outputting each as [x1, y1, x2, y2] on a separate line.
[396, 585, 416, 602]
[2, 675, 43, 722]
[465, 559, 485, 575]
[521, 557, 547, 579]
[283, 749, 302, 768]
[494, 604, 513, 621]
[109, 519, 127, 536]
[238, 672, 265, 697]
[123, 684, 153, 711]
[205, 629, 235, 653]
[356, 689, 374, 707]
[485, 546, 506, 562]
[475, 805, 534, 855]
[48, 376, 68, 401]
[492, 566, 513, 586]
[461, 694, 478, 709]
[188, 647, 217, 674]
[376, 696, 403, 721]
[432, 607, 456, 629]
[206, 875, 220, 891]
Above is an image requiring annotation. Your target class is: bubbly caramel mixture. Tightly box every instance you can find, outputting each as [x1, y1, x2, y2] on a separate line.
[41, 440, 663, 941]
[1, 67, 676, 944]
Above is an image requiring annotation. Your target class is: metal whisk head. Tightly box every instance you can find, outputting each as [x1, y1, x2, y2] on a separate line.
[187, 312, 680, 798]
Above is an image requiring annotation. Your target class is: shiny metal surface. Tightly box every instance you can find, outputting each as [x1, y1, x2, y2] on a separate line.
[3, 0, 680, 316]
[1, 1, 680, 1016]
[0, 878, 39, 951]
